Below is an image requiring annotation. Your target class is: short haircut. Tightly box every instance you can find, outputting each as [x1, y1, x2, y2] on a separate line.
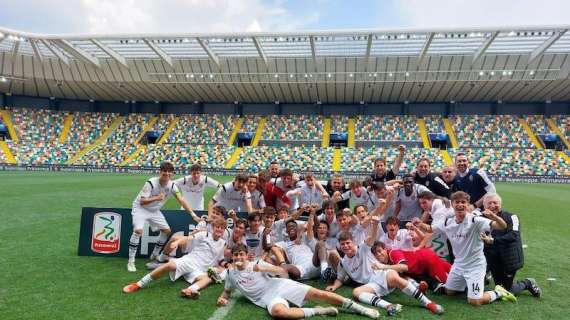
[159, 161, 175, 172]
[212, 218, 228, 228]
[190, 164, 202, 172]
[336, 209, 350, 219]
[403, 173, 414, 180]
[286, 220, 298, 227]
[386, 216, 400, 226]
[374, 158, 386, 165]
[370, 182, 386, 191]
[234, 219, 247, 228]
[257, 170, 270, 183]
[349, 178, 362, 189]
[277, 206, 289, 213]
[455, 152, 467, 159]
[269, 161, 279, 166]
[416, 157, 431, 166]
[212, 205, 227, 216]
[248, 173, 258, 180]
[450, 191, 470, 202]
[231, 243, 248, 255]
[279, 168, 293, 177]
[317, 220, 330, 229]
[418, 191, 435, 200]
[331, 173, 344, 180]
[338, 231, 353, 242]
[352, 204, 367, 215]
[263, 206, 277, 216]
[235, 173, 249, 183]
[371, 241, 387, 253]
[305, 172, 315, 180]
[322, 199, 338, 212]
[247, 212, 261, 222]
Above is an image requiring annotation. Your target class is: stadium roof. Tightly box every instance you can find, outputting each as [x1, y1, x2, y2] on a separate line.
[1, 25, 570, 104]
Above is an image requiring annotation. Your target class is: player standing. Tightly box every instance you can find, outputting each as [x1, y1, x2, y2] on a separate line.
[174, 164, 220, 211]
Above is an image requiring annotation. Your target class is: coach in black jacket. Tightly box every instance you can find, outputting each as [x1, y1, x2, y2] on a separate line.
[481, 194, 541, 297]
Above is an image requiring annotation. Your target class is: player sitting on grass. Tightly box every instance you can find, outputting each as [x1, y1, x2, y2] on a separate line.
[123, 218, 227, 299]
[412, 191, 517, 305]
[326, 216, 445, 316]
[217, 244, 380, 319]
[306, 210, 341, 283]
[127, 161, 197, 272]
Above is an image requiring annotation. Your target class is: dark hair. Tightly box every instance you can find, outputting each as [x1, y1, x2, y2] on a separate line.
[370, 182, 386, 191]
[247, 212, 261, 222]
[212, 205, 227, 216]
[403, 173, 414, 180]
[386, 216, 400, 226]
[234, 219, 247, 228]
[286, 220, 298, 228]
[338, 231, 353, 242]
[317, 220, 330, 229]
[371, 241, 387, 253]
[159, 161, 175, 172]
[235, 174, 249, 183]
[190, 164, 202, 172]
[269, 161, 279, 166]
[231, 243, 248, 254]
[418, 191, 435, 200]
[352, 204, 367, 216]
[279, 168, 293, 178]
[416, 157, 431, 167]
[322, 200, 338, 212]
[450, 191, 470, 202]
[374, 158, 386, 165]
[263, 206, 277, 216]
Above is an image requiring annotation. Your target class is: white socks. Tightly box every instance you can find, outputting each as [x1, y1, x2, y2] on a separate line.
[137, 274, 153, 288]
[358, 292, 391, 309]
[128, 233, 141, 262]
[402, 282, 431, 306]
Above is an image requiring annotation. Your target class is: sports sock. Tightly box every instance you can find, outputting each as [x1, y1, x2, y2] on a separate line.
[320, 262, 329, 273]
[402, 282, 431, 306]
[151, 232, 168, 258]
[157, 252, 169, 262]
[488, 290, 500, 303]
[341, 298, 371, 315]
[128, 233, 141, 262]
[302, 308, 316, 318]
[137, 274, 153, 288]
[358, 292, 391, 308]
[511, 281, 526, 295]
[188, 284, 200, 292]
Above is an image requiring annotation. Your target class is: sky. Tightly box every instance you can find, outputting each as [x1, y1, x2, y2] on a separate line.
[0, 0, 569, 35]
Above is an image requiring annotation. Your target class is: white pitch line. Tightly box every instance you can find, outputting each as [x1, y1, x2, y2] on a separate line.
[207, 292, 241, 320]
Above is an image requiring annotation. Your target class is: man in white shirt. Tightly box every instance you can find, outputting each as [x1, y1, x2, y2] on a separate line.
[287, 172, 325, 210]
[325, 216, 444, 316]
[174, 164, 220, 211]
[123, 218, 227, 298]
[394, 174, 430, 222]
[334, 179, 374, 209]
[246, 173, 266, 213]
[414, 191, 516, 306]
[127, 161, 197, 272]
[217, 244, 380, 319]
[378, 217, 414, 250]
[211, 174, 252, 212]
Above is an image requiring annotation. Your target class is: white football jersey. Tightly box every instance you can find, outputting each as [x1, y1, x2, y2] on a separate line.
[396, 184, 430, 221]
[379, 229, 413, 250]
[294, 184, 323, 209]
[432, 213, 492, 270]
[369, 193, 396, 222]
[213, 182, 248, 211]
[337, 243, 377, 284]
[245, 227, 265, 257]
[249, 189, 266, 210]
[276, 237, 314, 267]
[317, 213, 340, 238]
[185, 231, 226, 270]
[132, 177, 180, 212]
[174, 175, 219, 210]
[340, 187, 374, 209]
[225, 260, 275, 308]
[430, 199, 454, 223]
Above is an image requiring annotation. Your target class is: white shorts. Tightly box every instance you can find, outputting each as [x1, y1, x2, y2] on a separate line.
[169, 256, 207, 284]
[261, 278, 311, 316]
[445, 265, 486, 299]
[362, 270, 394, 297]
[132, 208, 170, 231]
[296, 262, 320, 280]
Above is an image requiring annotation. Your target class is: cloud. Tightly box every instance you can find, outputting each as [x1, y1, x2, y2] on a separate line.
[393, 0, 570, 29]
[77, 0, 320, 34]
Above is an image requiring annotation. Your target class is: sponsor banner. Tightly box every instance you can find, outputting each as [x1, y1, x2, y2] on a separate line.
[3, 163, 570, 183]
[78, 207, 250, 258]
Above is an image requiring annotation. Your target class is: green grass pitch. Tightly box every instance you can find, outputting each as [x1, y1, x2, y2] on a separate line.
[1, 171, 568, 319]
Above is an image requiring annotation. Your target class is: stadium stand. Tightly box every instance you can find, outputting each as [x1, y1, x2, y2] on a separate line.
[448, 148, 570, 176]
[341, 147, 445, 172]
[552, 115, 570, 141]
[261, 115, 323, 142]
[65, 111, 118, 150]
[166, 114, 236, 145]
[451, 115, 533, 148]
[330, 115, 348, 133]
[523, 115, 554, 135]
[423, 115, 446, 134]
[240, 115, 260, 133]
[232, 145, 334, 172]
[128, 144, 234, 169]
[355, 115, 421, 142]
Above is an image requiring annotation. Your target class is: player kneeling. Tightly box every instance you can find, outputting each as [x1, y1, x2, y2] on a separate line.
[218, 244, 380, 319]
[122, 218, 227, 298]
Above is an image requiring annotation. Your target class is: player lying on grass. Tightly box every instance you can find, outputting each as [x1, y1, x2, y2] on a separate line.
[371, 242, 451, 292]
[413, 191, 518, 305]
[217, 244, 380, 319]
[326, 216, 445, 316]
[122, 218, 227, 299]
[127, 161, 198, 272]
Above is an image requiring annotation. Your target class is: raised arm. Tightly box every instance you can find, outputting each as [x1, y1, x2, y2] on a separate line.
[391, 145, 406, 175]
[365, 215, 381, 247]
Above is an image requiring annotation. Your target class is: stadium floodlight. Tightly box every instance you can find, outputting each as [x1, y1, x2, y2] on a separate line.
[490, 71, 495, 76]
[479, 71, 485, 76]
[529, 70, 535, 75]
[405, 72, 410, 77]
[327, 73, 332, 78]
[0, 76, 6, 82]
[167, 74, 172, 78]
[388, 72, 393, 77]
[502, 71, 508, 76]
[349, 73, 353, 77]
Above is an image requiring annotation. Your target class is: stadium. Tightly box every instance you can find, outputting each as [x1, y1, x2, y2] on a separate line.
[1, 12, 569, 320]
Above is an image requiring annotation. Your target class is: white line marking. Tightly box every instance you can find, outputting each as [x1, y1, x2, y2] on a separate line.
[207, 292, 241, 320]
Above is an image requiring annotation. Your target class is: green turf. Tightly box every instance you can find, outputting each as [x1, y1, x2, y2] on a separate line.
[0, 171, 568, 319]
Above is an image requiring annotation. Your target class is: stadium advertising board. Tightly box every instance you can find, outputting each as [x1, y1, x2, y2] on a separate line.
[78, 207, 248, 258]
